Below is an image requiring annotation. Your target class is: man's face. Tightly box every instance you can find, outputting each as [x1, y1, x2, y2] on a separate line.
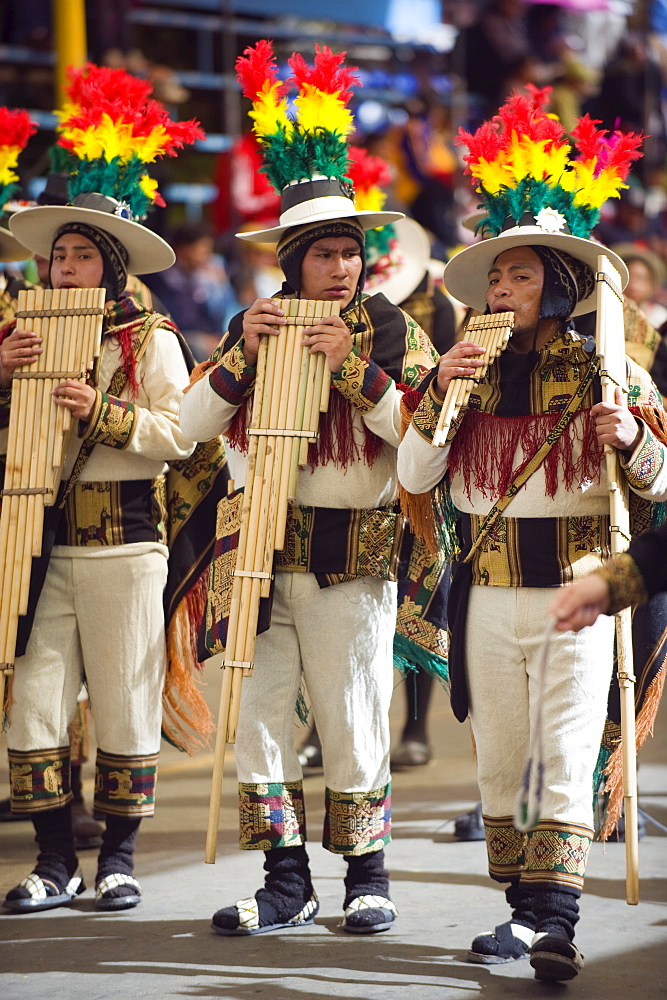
[299, 236, 362, 307]
[486, 246, 544, 334]
[50, 232, 105, 290]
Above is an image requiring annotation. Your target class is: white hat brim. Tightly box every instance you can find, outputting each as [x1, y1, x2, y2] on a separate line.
[364, 216, 431, 305]
[0, 225, 31, 263]
[237, 206, 404, 244]
[443, 226, 629, 317]
[10, 205, 175, 274]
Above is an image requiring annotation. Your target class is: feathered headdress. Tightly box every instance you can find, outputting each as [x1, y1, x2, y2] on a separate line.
[443, 86, 644, 315]
[56, 63, 204, 221]
[0, 108, 37, 261]
[234, 40, 402, 244]
[11, 63, 205, 275]
[460, 86, 643, 239]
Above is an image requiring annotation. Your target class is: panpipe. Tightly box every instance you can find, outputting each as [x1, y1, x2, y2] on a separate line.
[0, 287, 105, 692]
[596, 252, 639, 904]
[205, 297, 338, 863]
[431, 311, 514, 448]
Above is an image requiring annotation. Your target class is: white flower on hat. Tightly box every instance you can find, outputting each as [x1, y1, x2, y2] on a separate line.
[535, 207, 567, 234]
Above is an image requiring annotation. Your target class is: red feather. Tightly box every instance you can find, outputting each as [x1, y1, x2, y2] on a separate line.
[66, 63, 153, 109]
[235, 39, 287, 101]
[346, 146, 392, 191]
[0, 108, 37, 149]
[288, 45, 360, 103]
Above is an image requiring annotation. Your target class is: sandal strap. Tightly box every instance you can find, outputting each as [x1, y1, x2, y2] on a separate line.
[232, 891, 319, 931]
[17, 873, 56, 901]
[233, 896, 260, 931]
[344, 894, 398, 917]
[96, 873, 142, 898]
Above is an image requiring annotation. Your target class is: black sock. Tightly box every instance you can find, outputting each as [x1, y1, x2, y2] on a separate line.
[505, 880, 536, 930]
[6, 804, 77, 900]
[254, 846, 313, 925]
[343, 849, 390, 909]
[533, 888, 580, 942]
[95, 815, 141, 898]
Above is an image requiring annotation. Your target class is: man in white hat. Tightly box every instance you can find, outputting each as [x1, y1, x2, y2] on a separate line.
[397, 89, 667, 981]
[180, 40, 439, 938]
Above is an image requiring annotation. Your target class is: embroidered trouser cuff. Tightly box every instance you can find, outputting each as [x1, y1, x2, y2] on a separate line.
[237, 780, 392, 855]
[94, 749, 159, 818]
[8, 746, 72, 814]
[323, 783, 392, 856]
[239, 780, 307, 850]
[484, 815, 592, 892]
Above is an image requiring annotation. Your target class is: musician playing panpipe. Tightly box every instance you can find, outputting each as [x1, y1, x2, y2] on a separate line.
[0, 96, 207, 913]
[181, 39, 441, 936]
[397, 93, 667, 983]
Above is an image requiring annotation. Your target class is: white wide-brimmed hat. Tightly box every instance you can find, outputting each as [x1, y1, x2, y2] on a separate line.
[444, 220, 629, 317]
[364, 216, 431, 305]
[10, 194, 175, 274]
[236, 176, 403, 245]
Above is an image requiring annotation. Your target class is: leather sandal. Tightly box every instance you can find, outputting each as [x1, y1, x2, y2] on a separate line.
[530, 932, 584, 981]
[3, 870, 86, 913]
[212, 892, 319, 935]
[467, 920, 534, 964]
[341, 894, 398, 934]
[95, 873, 142, 911]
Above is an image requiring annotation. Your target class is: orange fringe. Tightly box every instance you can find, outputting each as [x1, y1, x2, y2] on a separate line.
[599, 662, 666, 840]
[631, 404, 667, 447]
[163, 570, 215, 755]
[183, 354, 220, 394]
[397, 391, 440, 556]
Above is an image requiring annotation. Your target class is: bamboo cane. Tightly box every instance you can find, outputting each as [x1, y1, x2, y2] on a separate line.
[596, 253, 639, 904]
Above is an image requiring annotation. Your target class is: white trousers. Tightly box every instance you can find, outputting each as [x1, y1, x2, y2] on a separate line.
[9, 545, 168, 757]
[466, 585, 615, 827]
[235, 571, 396, 793]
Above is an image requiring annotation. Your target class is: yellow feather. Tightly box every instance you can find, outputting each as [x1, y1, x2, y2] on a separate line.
[293, 85, 354, 136]
[0, 146, 21, 188]
[250, 82, 292, 138]
[354, 187, 386, 211]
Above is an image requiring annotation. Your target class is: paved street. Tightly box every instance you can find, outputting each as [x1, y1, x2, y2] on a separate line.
[1, 663, 666, 999]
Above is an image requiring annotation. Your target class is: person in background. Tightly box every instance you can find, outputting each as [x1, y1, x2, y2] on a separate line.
[144, 221, 237, 362]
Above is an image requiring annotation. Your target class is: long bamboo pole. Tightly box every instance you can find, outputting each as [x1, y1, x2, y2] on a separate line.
[596, 253, 639, 905]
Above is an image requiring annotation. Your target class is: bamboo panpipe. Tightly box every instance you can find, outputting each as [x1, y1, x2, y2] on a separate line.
[205, 297, 338, 864]
[0, 287, 105, 707]
[431, 311, 514, 448]
[595, 253, 639, 905]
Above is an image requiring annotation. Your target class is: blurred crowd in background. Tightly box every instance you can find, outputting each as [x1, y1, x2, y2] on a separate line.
[1, 0, 667, 362]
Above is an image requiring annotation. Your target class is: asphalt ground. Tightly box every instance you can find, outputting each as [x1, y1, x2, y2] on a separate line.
[1, 661, 666, 999]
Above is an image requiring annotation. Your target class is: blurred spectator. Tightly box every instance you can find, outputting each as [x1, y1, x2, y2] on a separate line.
[613, 242, 667, 331]
[228, 224, 283, 307]
[451, 0, 535, 122]
[389, 96, 458, 253]
[143, 222, 237, 362]
[595, 182, 654, 248]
